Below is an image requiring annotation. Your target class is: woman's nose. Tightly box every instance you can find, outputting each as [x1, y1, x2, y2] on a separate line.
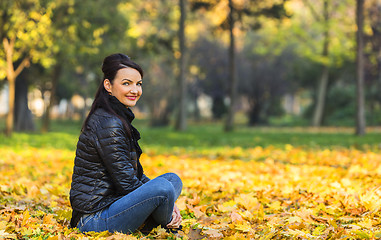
[130, 86, 138, 93]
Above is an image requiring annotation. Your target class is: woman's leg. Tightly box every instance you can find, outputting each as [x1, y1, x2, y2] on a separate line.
[157, 173, 183, 201]
[140, 173, 183, 233]
[77, 173, 182, 234]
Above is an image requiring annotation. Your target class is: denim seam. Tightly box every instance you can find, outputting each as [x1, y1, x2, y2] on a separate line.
[78, 213, 96, 229]
[106, 195, 168, 221]
[163, 197, 169, 225]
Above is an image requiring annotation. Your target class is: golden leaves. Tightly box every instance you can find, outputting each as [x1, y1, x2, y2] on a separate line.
[0, 145, 381, 238]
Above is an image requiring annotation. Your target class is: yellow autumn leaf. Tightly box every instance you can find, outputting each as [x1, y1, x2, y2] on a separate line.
[43, 214, 55, 225]
[203, 229, 223, 238]
[230, 211, 243, 223]
[234, 193, 260, 212]
[22, 210, 30, 226]
[46, 236, 59, 240]
[234, 223, 253, 232]
[357, 218, 374, 229]
[359, 190, 381, 212]
[218, 200, 237, 212]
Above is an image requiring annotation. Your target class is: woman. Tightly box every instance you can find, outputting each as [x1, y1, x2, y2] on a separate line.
[69, 53, 182, 234]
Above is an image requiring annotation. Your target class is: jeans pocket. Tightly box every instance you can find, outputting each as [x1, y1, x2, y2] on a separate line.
[77, 213, 95, 231]
[78, 209, 109, 232]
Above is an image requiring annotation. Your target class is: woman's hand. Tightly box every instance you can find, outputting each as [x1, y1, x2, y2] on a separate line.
[166, 204, 182, 228]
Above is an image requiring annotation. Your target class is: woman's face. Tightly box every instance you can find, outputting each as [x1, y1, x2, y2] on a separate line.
[104, 67, 142, 107]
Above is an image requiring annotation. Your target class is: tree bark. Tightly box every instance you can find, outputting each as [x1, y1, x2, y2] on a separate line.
[193, 92, 201, 122]
[41, 64, 62, 133]
[248, 99, 262, 126]
[3, 38, 15, 136]
[312, 66, 329, 126]
[224, 0, 237, 132]
[5, 76, 15, 136]
[14, 74, 35, 132]
[175, 0, 187, 131]
[312, 0, 330, 127]
[3, 37, 29, 136]
[355, 0, 366, 135]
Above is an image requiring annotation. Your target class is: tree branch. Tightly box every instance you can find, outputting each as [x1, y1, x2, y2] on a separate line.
[3, 37, 30, 78]
[301, 0, 322, 22]
[14, 57, 30, 78]
[3, 37, 14, 78]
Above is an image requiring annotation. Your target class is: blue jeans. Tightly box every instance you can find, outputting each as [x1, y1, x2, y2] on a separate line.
[76, 173, 182, 234]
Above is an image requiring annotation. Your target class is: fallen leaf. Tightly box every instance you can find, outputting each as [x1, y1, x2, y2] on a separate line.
[203, 229, 223, 238]
[187, 228, 205, 240]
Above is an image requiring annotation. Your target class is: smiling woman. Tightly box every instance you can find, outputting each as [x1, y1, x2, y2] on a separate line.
[69, 53, 183, 235]
[103, 67, 143, 108]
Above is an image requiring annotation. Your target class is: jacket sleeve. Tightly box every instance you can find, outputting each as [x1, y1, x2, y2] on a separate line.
[141, 174, 150, 183]
[95, 118, 144, 194]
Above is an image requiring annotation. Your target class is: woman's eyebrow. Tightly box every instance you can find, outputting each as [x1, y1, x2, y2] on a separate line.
[122, 79, 143, 82]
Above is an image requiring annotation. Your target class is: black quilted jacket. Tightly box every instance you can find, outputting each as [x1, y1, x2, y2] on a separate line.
[69, 108, 150, 225]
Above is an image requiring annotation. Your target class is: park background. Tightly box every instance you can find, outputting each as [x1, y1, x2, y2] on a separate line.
[0, 0, 381, 239]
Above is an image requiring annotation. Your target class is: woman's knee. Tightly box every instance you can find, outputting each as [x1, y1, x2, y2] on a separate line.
[160, 173, 182, 187]
[152, 177, 176, 199]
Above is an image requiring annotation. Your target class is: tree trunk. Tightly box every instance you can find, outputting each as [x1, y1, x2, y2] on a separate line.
[212, 95, 226, 120]
[224, 0, 237, 132]
[4, 38, 15, 136]
[3, 37, 29, 136]
[14, 74, 35, 132]
[149, 98, 171, 127]
[312, 66, 329, 126]
[41, 64, 62, 133]
[193, 92, 201, 122]
[5, 76, 15, 136]
[248, 99, 262, 126]
[355, 0, 366, 135]
[175, 0, 187, 131]
[312, 0, 330, 127]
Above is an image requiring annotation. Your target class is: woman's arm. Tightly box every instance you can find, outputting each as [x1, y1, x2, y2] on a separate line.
[141, 174, 150, 183]
[95, 119, 144, 194]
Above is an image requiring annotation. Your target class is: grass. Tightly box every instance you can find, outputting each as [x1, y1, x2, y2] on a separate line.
[0, 118, 380, 153]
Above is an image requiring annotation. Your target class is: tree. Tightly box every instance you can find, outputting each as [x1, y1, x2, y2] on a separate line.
[189, 38, 228, 120]
[14, 69, 36, 131]
[0, 0, 55, 136]
[301, 0, 331, 127]
[364, 0, 381, 126]
[296, 0, 357, 126]
[190, 0, 289, 130]
[175, 0, 188, 131]
[355, 0, 366, 135]
[224, 0, 237, 131]
[40, 0, 130, 132]
[238, 36, 295, 125]
[120, 0, 180, 127]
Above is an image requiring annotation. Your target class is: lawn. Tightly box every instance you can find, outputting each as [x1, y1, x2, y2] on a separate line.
[1, 119, 381, 151]
[0, 121, 380, 239]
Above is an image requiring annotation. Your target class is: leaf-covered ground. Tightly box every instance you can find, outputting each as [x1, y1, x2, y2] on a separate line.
[1, 145, 381, 239]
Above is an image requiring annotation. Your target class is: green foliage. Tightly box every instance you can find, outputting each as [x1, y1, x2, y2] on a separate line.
[0, 0, 380, 131]
[324, 84, 356, 126]
[0, 0, 56, 78]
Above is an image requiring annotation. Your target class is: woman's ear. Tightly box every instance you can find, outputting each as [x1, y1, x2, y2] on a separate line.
[104, 79, 112, 94]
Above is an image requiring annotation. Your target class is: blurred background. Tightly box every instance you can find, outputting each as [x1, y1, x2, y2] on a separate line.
[0, 0, 380, 136]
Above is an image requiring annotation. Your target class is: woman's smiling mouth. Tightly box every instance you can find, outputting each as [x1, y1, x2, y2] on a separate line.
[127, 96, 137, 100]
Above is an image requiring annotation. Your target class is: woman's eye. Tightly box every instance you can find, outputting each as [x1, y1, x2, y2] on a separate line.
[123, 82, 129, 86]
[137, 82, 142, 86]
